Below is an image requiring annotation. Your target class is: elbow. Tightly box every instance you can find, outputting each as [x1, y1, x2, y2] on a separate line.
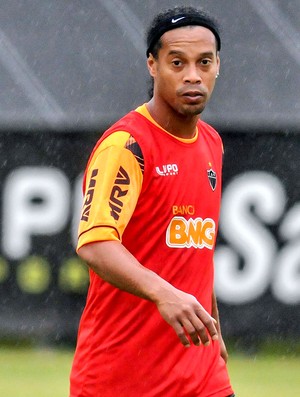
[77, 244, 94, 264]
[77, 243, 100, 275]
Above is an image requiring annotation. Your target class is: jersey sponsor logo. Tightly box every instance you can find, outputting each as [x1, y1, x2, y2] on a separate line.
[172, 205, 195, 215]
[155, 163, 178, 176]
[81, 169, 98, 222]
[109, 166, 130, 220]
[166, 216, 216, 249]
[207, 168, 217, 191]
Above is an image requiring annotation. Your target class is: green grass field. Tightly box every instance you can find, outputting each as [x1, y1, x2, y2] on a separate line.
[0, 345, 300, 396]
[228, 354, 300, 396]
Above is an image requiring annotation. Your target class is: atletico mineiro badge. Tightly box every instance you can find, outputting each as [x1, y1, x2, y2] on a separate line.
[207, 163, 217, 191]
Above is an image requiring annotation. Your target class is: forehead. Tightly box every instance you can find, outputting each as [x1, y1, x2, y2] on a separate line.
[160, 26, 217, 52]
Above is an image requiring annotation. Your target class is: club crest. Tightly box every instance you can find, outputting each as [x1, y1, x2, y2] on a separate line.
[207, 168, 217, 191]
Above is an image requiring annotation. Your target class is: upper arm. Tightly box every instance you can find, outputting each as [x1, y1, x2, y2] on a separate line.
[77, 131, 144, 251]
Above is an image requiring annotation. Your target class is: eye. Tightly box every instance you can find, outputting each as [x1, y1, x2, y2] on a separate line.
[201, 58, 212, 66]
[172, 59, 183, 67]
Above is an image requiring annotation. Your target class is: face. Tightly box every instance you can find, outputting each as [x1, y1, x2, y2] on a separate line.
[147, 26, 220, 117]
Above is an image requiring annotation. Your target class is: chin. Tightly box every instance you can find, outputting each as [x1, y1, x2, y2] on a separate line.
[181, 105, 205, 117]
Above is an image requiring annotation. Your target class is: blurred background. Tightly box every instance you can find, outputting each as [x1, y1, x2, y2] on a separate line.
[0, 0, 300, 395]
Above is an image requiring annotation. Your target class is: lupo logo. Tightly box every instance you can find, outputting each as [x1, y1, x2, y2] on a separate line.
[156, 164, 178, 176]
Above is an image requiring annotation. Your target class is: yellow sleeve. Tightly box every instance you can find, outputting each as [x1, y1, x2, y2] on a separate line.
[77, 131, 143, 250]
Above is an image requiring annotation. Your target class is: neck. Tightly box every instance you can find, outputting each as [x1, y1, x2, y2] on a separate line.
[146, 98, 199, 139]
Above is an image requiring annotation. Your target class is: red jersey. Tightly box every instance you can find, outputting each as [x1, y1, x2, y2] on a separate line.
[70, 105, 233, 397]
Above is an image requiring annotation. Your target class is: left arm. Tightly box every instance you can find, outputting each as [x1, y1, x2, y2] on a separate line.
[212, 290, 228, 362]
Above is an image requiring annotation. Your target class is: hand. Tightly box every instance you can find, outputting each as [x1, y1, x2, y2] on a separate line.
[155, 288, 218, 347]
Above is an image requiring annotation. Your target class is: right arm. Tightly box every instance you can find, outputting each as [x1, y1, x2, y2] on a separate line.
[78, 240, 218, 348]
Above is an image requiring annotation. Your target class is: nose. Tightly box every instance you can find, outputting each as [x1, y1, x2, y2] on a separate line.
[184, 64, 202, 84]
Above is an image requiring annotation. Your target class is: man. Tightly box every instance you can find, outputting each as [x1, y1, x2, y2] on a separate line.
[70, 5, 235, 397]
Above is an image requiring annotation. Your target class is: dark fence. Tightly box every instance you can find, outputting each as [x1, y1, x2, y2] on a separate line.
[0, 129, 299, 344]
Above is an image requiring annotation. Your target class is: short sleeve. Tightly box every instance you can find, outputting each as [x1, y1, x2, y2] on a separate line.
[77, 131, 143, 251]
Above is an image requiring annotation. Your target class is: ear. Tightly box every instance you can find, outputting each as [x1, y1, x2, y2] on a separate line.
[216, 53, 220, 76]
[147, 54, 157, 78]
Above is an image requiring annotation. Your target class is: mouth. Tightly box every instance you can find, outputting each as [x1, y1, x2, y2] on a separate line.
[181, 90, 205, 103]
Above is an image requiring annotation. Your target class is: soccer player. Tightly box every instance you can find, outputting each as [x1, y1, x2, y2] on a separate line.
[70, 5, 235, 397]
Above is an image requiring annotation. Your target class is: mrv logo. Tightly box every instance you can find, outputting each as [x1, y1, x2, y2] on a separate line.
[81, 169, 98, 222]
[109, 166, 130, 220]
[156, 163, 178, 176]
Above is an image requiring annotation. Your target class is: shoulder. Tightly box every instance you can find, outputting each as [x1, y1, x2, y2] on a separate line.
[198, 119, 220, 136]
[197, 120, 224, 155]
[90, 109, 144, 158]
[105, 109, 147, 136]
[198, 119, 222, 142]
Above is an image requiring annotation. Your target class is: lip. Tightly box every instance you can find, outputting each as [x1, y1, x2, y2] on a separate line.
[181, 90, 205, 103]
[182, 90, 204, 98]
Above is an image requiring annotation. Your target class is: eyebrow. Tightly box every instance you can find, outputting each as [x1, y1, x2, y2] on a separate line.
[167, 50, 215, 57]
